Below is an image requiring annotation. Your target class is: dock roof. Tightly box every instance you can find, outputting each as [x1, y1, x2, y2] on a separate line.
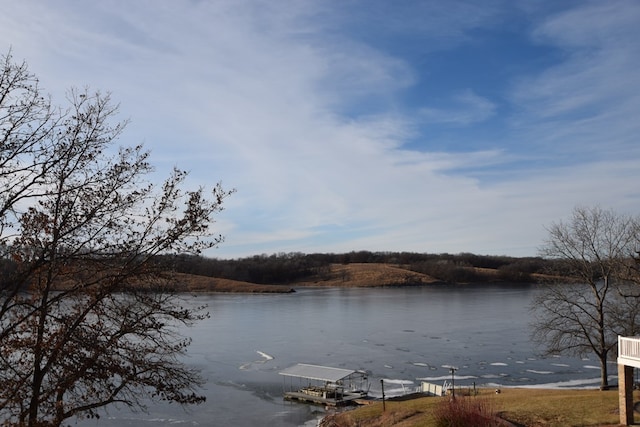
[279, 364, 358, 383]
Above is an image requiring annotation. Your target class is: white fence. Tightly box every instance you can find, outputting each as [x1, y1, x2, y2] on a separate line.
[421, 381, 445, 396]
[619, 336, 640, 363]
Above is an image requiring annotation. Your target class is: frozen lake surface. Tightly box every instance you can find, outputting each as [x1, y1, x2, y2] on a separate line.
[81, 284, 613, 426]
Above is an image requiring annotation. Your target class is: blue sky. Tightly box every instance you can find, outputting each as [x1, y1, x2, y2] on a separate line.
[2, 1, 639, 259]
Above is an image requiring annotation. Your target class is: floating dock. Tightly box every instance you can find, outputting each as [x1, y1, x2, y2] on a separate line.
[279, 363, 370, 407]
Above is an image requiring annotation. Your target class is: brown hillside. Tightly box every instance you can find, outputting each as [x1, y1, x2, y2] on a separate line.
[295, 263, 441, 287]
[171, 273, 295, 293]
[52, 264, 545, 294]
[52, 272, 294, 293]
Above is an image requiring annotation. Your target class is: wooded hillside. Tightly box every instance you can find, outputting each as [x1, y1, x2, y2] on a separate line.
[158, 251, 558, 292]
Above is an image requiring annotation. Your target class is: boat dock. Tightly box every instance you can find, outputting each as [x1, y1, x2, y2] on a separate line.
[279, 363, 370, 407]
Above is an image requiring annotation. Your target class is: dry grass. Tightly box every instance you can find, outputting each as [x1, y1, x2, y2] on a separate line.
[493, 388, 623, 427]
[49, 263, 439, 293]
[50, 263, 565, 293]
[169, 264, 439, 292]
[296, 263, 441, 287]
[170, 272, 295, 293]
[53, 262, 558, 293]
[325, 388, 630, 427]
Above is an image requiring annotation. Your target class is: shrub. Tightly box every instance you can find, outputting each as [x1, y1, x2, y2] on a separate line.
[433, 396, 500, 427]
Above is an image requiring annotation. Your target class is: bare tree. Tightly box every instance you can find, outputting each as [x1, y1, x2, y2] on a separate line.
[0, 52, 233, 426]
[531, 206, 640, 390]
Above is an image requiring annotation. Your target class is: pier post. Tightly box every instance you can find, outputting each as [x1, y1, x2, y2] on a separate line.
[618, 363, 634, 426]
[449, 367, 457, 399]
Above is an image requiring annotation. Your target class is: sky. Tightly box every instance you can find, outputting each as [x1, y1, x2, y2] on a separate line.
[1, 0, 639, 259]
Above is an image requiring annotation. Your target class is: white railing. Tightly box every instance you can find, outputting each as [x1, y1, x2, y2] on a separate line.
[619, 336, 640, 362]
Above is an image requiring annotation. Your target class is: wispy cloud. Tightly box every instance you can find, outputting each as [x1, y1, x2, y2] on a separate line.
[511, 1, 640, 158]
[420, 89, 497, 125]
[1, 1, 639, 258]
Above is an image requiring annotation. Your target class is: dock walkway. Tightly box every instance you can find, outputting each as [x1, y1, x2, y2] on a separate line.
[283, 390, 364, 407]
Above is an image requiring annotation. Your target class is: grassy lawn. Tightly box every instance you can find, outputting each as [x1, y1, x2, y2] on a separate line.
[323, 388, 633, 427]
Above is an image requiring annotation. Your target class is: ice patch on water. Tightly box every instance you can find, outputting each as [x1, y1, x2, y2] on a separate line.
[488, 377, 603, 389]
[418, 375, 477, 381]
[526, 369, 553, 375]
[108, 417, 189, 424]
[382, 378, 414, 385]
[257, 350, 274, 361]
[301, 415, 324, 427]
[384, 387, 413, 396]
[239, 351, 274, 370]
[376, 378, 416, 397]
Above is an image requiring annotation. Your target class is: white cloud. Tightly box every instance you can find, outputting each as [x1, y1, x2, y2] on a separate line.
[1, 1, 639, 259]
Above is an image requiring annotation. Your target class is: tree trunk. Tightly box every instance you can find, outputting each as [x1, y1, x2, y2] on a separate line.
[599, 353, 610, 390]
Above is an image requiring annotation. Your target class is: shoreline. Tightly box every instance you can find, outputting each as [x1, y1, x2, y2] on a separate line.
[172, 263, 545, 293]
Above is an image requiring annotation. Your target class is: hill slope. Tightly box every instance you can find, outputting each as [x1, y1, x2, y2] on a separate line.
[293, 263, 442, 287]
[170, 272, 295, 293]
[173, 263, 544, 292]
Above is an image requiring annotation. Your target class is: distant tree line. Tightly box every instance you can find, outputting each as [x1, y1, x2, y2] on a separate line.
[0, 249, 556, 288]
[155, 251, 555, 285]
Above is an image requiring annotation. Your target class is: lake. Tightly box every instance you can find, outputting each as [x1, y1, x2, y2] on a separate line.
[82, 284, 614, 426]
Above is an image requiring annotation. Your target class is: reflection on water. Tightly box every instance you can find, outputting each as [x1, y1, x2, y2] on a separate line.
[80, 285, 610, 427]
